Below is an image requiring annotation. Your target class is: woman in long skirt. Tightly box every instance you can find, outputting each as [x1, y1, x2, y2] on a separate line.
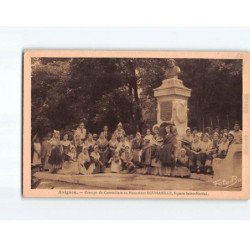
[131, 132, 143, 167]
[61, 133, 71, 161]
[48, 130, 63, 173]
[160, 125, 177, 176]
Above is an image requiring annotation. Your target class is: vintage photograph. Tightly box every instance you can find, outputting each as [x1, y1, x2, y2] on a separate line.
[23, 51, 249, 199]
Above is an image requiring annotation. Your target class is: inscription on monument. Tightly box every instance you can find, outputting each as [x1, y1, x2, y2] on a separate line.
[160, 101, 172, 121]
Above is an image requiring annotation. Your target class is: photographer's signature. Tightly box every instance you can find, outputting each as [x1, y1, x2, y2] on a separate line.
[213, 176, 242, 188]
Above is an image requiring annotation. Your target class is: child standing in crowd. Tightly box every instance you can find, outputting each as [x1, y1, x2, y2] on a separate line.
[151, 137, 163, 176]
[121, 145, 135, 173]
[48, 130, 63, 173]
[132, 132, 143, 166]
[109, 150, 122, 173]
[32, 137, 42, 169]
[141, 139, 152, 175]
[89, 145, 103, 174]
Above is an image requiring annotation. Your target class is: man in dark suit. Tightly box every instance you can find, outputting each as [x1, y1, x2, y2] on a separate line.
[102, 125, 112, 141]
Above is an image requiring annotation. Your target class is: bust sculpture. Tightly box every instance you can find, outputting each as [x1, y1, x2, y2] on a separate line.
[164, 59, 181, 79]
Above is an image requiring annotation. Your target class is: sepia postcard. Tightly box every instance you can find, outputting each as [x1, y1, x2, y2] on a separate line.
[23, 50, 250, 199]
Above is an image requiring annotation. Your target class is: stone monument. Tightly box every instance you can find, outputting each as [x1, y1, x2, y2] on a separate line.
[153, 59, 191, 137]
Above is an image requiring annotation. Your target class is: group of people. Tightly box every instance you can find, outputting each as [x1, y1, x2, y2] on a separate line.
[32, 121, 242, 177]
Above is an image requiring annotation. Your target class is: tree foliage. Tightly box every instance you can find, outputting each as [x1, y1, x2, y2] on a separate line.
[31, 57, 242, 137]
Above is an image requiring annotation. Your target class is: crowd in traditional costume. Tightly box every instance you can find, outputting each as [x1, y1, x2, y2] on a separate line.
[32, 121, 242, 178]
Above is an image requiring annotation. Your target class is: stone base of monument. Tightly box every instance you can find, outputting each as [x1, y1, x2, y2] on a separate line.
[154, 78, 191, 137]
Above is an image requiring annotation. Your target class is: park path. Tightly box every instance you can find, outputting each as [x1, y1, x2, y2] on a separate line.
[34, 172, 240, 191]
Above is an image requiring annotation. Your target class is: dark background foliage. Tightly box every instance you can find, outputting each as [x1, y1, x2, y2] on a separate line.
[31, 57, 242, 138]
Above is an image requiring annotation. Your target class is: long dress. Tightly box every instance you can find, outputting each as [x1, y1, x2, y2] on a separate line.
[151, 144, 162, 168]
[32, 142, 42, 166]
[141, 143, 152, 167]
[48, 138, 63, 171]
[160, 133, 177, 167]
[61, 140, 71, 161]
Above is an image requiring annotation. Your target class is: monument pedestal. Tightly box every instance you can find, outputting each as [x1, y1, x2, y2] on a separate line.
[154, 78, 191, 137]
